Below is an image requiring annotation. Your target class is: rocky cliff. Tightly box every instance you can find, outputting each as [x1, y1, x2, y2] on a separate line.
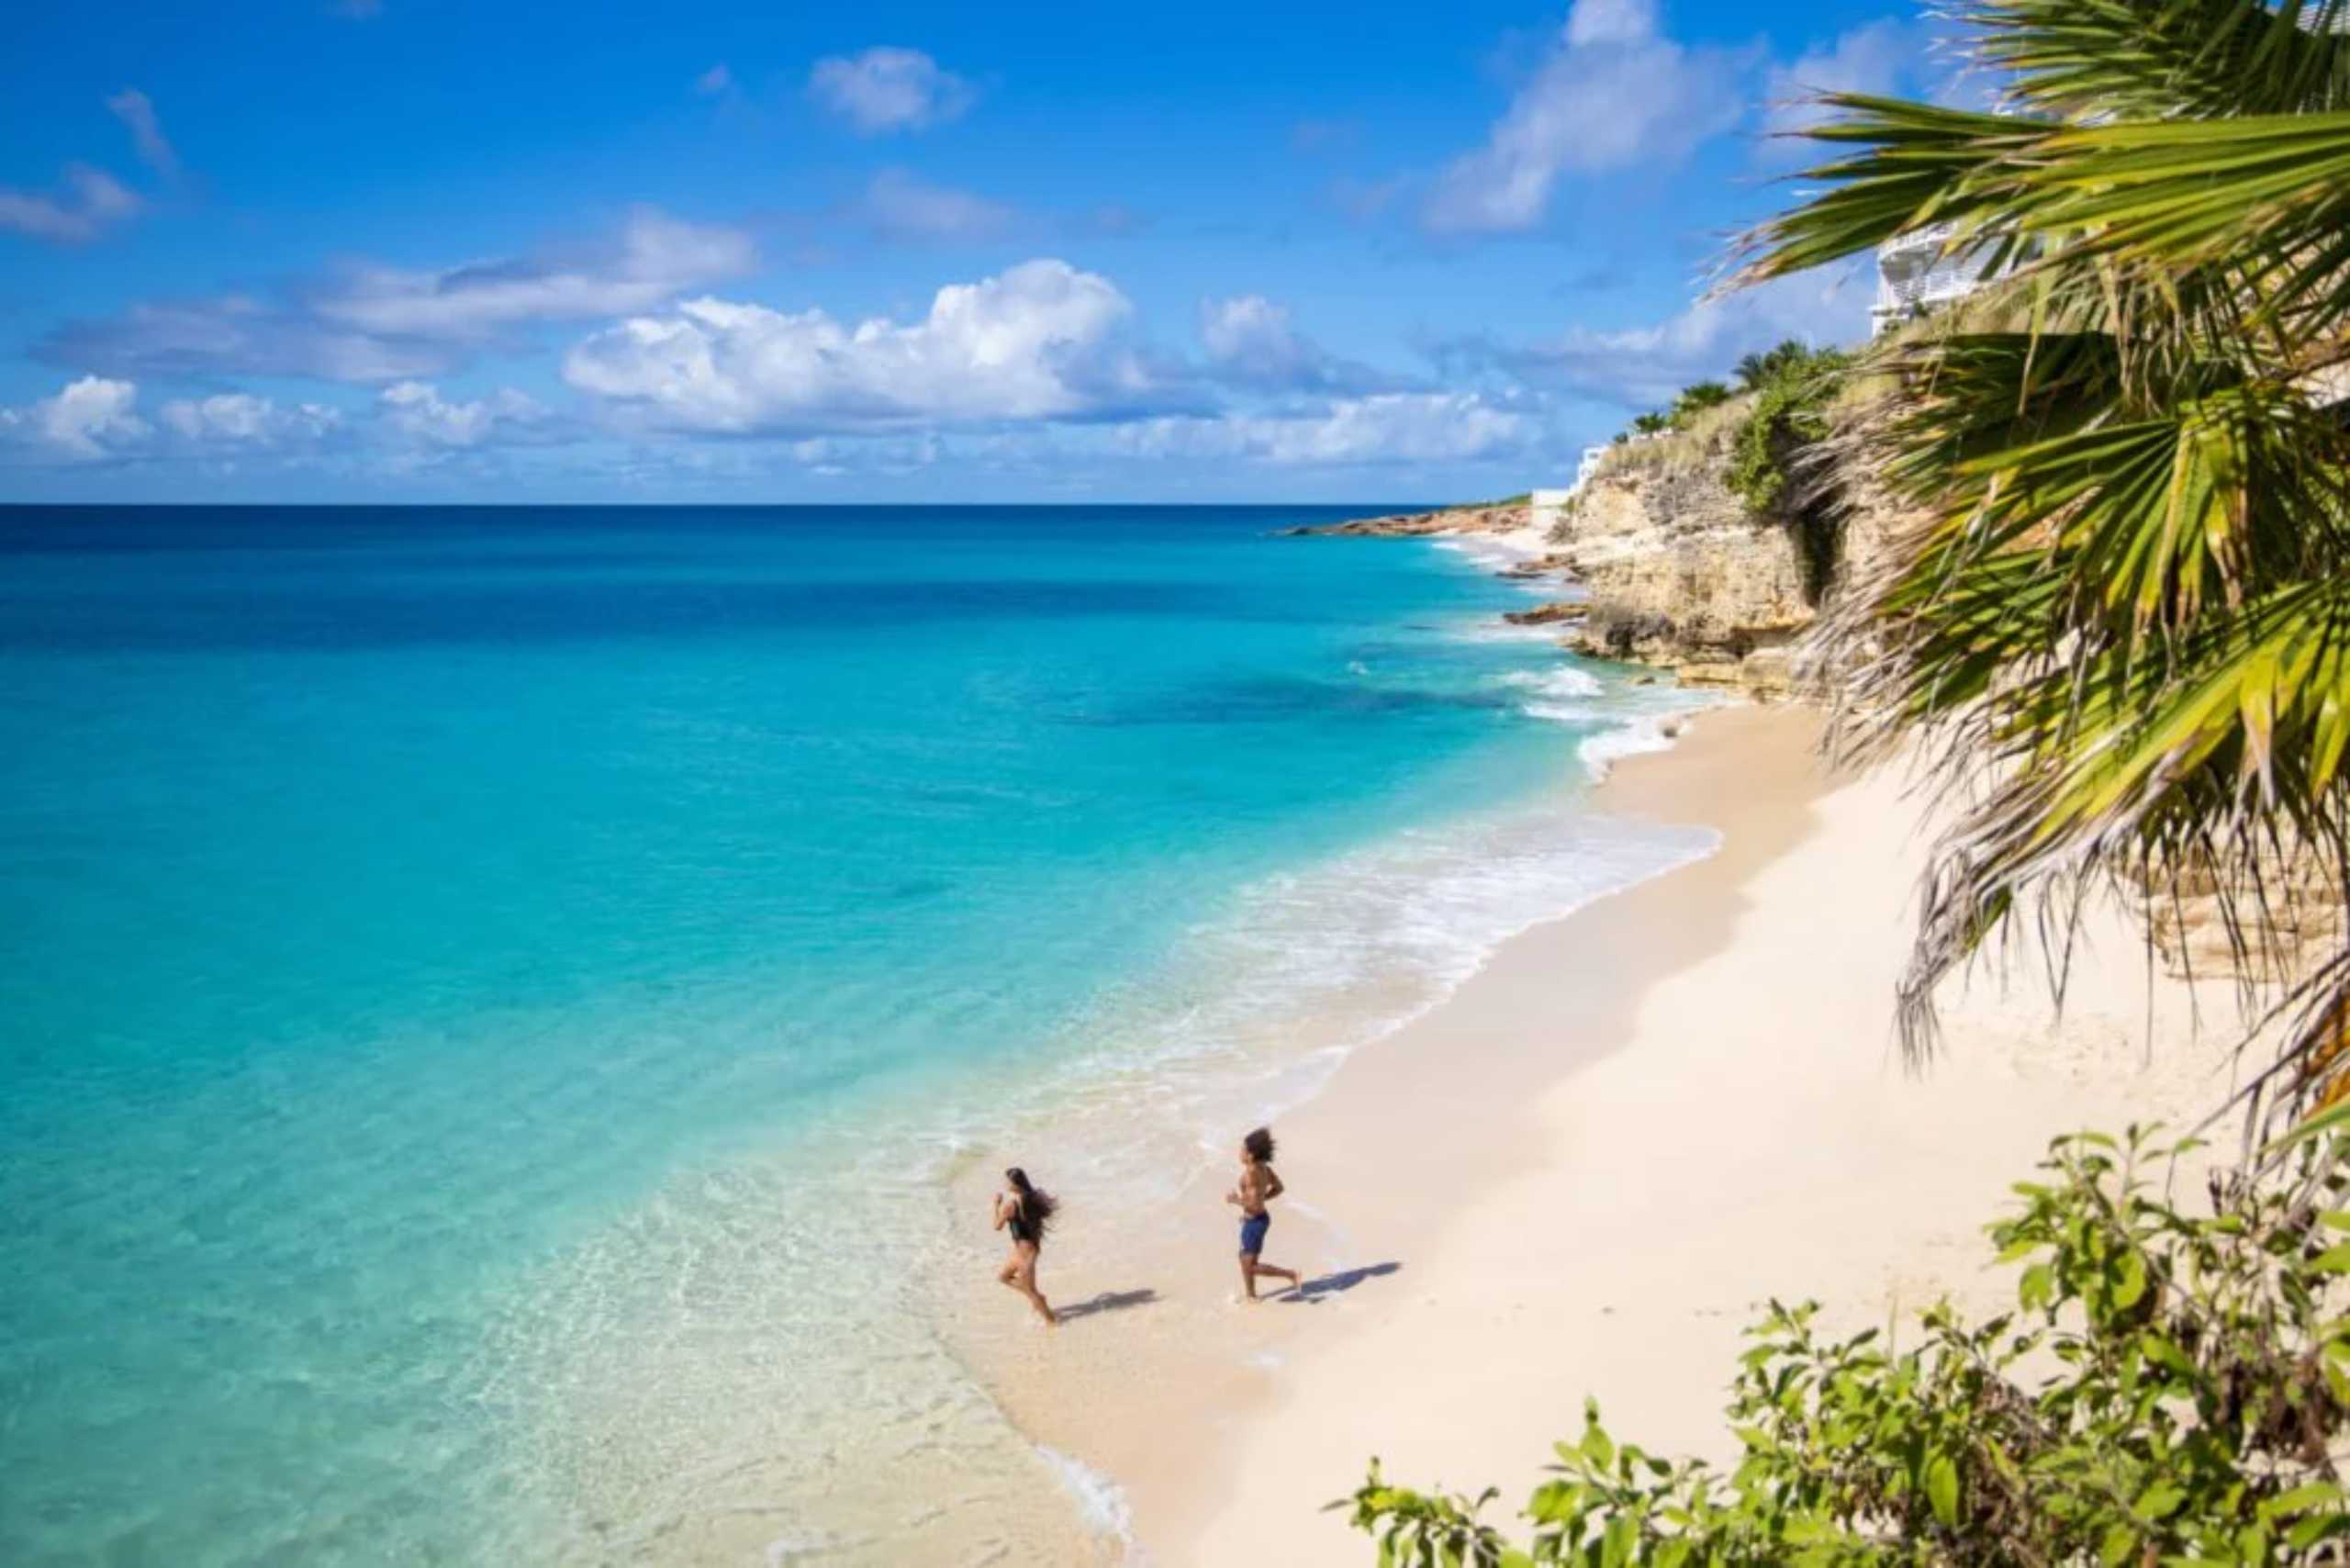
[1544, 460, 1816, 694]
[1292, 423, 1905, 698]
[1504, 422, 1905, 698]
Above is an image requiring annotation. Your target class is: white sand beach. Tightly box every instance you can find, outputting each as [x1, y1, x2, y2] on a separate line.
[944, 703, 2248, 1564]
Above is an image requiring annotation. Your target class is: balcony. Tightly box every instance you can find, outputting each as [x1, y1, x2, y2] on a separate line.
[1872, 223, 2001, 333]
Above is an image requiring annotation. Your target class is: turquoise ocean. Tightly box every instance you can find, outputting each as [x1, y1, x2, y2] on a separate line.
[0, 505, 1716, 1565]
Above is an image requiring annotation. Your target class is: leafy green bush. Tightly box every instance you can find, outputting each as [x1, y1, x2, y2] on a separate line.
[1724, 346, 1848, 518]
[1337, 1128, 2350, 1565]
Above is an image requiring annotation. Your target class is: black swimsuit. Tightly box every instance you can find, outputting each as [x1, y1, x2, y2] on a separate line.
[1007, 1198, 1040, 1249]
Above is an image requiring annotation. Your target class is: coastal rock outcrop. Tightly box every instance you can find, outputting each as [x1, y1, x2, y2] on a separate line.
[1286, 502, 1531, 539]
[1288, 413, 1907, 700]
[1546, 458, 1816, 696]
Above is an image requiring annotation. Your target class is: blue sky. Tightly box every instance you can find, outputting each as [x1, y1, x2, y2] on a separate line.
[0, 0, 1943, 503]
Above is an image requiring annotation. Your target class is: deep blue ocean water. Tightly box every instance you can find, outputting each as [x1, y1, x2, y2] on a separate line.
[0, 505, 1707, 1565]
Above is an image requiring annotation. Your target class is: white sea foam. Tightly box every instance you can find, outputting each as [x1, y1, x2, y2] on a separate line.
[1434, 528, 1548, 573]
[1037, 1445, 1138, 1550]
[1498, 666, 1604, 700]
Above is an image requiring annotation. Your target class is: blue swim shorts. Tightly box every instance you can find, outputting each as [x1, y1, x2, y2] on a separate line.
[1239, 1212, 1270, 1257]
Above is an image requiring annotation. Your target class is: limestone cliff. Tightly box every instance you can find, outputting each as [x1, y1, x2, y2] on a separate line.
[1483, 409, 1892, 697]
[1292, 423, 1906, 699]
[1542, 458, 1818, 694]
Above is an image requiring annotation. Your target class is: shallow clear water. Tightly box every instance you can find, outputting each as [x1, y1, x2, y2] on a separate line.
[0, 505, 1710, 1564]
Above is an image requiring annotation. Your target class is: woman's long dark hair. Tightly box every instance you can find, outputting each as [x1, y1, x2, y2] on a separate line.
[1005, 1167, 1057, 1235]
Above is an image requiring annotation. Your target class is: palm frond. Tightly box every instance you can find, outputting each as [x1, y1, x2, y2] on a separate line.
[1972, 0, 2350, 119]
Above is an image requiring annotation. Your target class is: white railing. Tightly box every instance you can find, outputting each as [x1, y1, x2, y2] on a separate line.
[1872, 223, 2001, 333]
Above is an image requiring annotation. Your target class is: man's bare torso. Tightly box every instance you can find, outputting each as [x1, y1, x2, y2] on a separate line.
[1237, 1161, 1278, 1216]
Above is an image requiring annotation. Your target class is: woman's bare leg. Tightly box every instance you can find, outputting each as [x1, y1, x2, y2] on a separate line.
[1014, 1253, 1057, 1326]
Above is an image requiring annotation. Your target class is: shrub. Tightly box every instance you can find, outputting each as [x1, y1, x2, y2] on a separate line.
[1337, 1127, 2350, 1564]
[1724, 347, 1848, 518]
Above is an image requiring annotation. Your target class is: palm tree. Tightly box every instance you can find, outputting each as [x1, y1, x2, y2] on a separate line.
[1732, 339, 1812, 392]
[1731, 0, 2350, 1142]
[1669, 378, 1735, 425]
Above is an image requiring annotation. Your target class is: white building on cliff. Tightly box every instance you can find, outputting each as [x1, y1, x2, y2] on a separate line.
[1871, 221, 2001, 334]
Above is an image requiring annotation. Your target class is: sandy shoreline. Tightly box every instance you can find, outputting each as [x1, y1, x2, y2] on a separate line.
[934, 696, 2244, 1564]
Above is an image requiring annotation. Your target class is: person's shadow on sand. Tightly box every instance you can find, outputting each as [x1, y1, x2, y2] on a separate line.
[1056, 1287, 1160, 1322]
[1282, 1260, 1402, 1305]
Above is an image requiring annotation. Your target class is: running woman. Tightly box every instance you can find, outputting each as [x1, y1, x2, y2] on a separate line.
[992, 1167, 1058, 1327]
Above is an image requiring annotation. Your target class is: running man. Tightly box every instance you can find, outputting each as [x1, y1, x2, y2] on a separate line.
[1225, 1126, 1301, 1302]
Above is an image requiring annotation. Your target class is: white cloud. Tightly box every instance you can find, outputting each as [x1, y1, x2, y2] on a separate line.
[378, 382, 553, 448]
[1121, 393, 1533, 465]
[695, 63, 734, 96]
[308, 207, 755, 340]
[1481, 265, 1865, 406]
[1424, 0, 1748, 234]
[0, 374, 576, 469]
[158, 393, 342, 447]
[0, 375, 151, 462]
[1760, 20, 1920, 154]
[1200, 295, 1304, 367]
[105, 89, 179, 182]
[0, 163, 142, 244]
[808, 47, 976, 135]
[856, 168, 1015, 243]
[1198, 295, 1397, 394]
[564, 258, 1165, 432]
[39, 207, 752, 384]
[1566, 0, 1656, 46]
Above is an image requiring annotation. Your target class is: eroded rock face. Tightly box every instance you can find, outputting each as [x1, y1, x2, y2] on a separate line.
[1548, 461, 1815, 696]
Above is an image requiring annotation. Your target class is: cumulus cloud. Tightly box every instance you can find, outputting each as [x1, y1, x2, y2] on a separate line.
[1119, 393, 1533, 465]
[1452, 265, 1865, 407]
[158, 393, 342, 447]
[564, 258, 1173, 432]
[37, 207, 752, 384]
[1423, 0, 1748, 234]
[0, 375, 152, 461]
[1760, 19, 1922, 153]
[105, 89, 180, 182]
[378, 382, 555, 448]
[856, 168, 1015, 243]
[0, 374, 571, 469]
[1, 369, 584, 475]
[0, 163, 142, 244]
[1197, 295, 1399, 394]
[808, 47, 976, 135]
